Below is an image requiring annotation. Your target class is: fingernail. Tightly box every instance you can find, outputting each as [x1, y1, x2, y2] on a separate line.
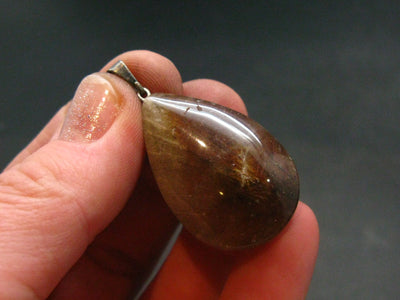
[59, 73, 123, 142]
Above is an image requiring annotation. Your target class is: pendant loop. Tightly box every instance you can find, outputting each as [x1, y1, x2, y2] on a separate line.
[137, 87, 151, 102]
[107, 60, 150, 101]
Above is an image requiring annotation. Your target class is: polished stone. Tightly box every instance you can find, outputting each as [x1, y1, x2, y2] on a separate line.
[142, 94, 299, 250]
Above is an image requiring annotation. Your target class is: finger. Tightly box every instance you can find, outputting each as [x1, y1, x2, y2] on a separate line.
[141, 78, 249, 300]
[4, 104, 69, 170]
[183, 79, 247, 115]
[220, 202, 319, 299]
[0, 50, 182, 299]
[49, 160, 180, 300]
[144, 203, 318, 300]
[50, 51, 184, 299]
[142, 231, 233, 300]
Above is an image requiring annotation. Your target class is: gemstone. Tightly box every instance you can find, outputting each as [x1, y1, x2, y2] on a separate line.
[142, 94, 299, 250]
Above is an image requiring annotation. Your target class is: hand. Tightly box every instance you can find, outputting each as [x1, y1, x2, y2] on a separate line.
[0, 51, 319, 299]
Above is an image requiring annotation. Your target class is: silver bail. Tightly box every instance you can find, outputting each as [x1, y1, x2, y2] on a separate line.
[107, 60, 150, 101]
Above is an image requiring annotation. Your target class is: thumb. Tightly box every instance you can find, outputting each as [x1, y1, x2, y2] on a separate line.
[0, 52, 182, 299]
[0, 73, 142, 299]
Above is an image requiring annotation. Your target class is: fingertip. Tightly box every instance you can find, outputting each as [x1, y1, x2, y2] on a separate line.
[103, 50, 183, 95]
[281, 202, 320, 288]
[295, 202, 320, 248]
[183, 79, 248, 115]
[220, 201, 319, 300]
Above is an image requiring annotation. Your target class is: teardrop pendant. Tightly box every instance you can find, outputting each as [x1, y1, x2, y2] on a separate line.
[108, 61, 299, 250]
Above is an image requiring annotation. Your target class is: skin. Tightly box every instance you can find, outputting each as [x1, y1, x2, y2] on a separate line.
[0, 50, 319, 299]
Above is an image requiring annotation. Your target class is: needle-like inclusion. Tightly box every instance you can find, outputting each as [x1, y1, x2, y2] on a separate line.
[142, 94, 299, 250]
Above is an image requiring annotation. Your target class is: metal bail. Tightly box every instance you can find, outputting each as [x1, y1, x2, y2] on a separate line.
[107, 60, 150, 101]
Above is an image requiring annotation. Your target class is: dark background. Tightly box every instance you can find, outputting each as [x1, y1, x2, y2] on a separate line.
[1, 1, 399, 299]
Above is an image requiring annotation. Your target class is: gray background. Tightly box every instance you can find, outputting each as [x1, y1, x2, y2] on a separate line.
[0, 1, 399, 299]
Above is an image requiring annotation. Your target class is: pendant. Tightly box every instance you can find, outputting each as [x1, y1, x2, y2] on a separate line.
[108, 61, 299, 250]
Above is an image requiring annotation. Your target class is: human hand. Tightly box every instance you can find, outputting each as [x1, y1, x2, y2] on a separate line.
[0, 50, 319, 299]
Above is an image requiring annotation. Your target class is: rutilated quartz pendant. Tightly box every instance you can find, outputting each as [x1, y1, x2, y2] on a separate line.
[142, 94, 299, 250]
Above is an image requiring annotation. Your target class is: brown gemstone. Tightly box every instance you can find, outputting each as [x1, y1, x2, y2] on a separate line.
[142, 94, 299, 250]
